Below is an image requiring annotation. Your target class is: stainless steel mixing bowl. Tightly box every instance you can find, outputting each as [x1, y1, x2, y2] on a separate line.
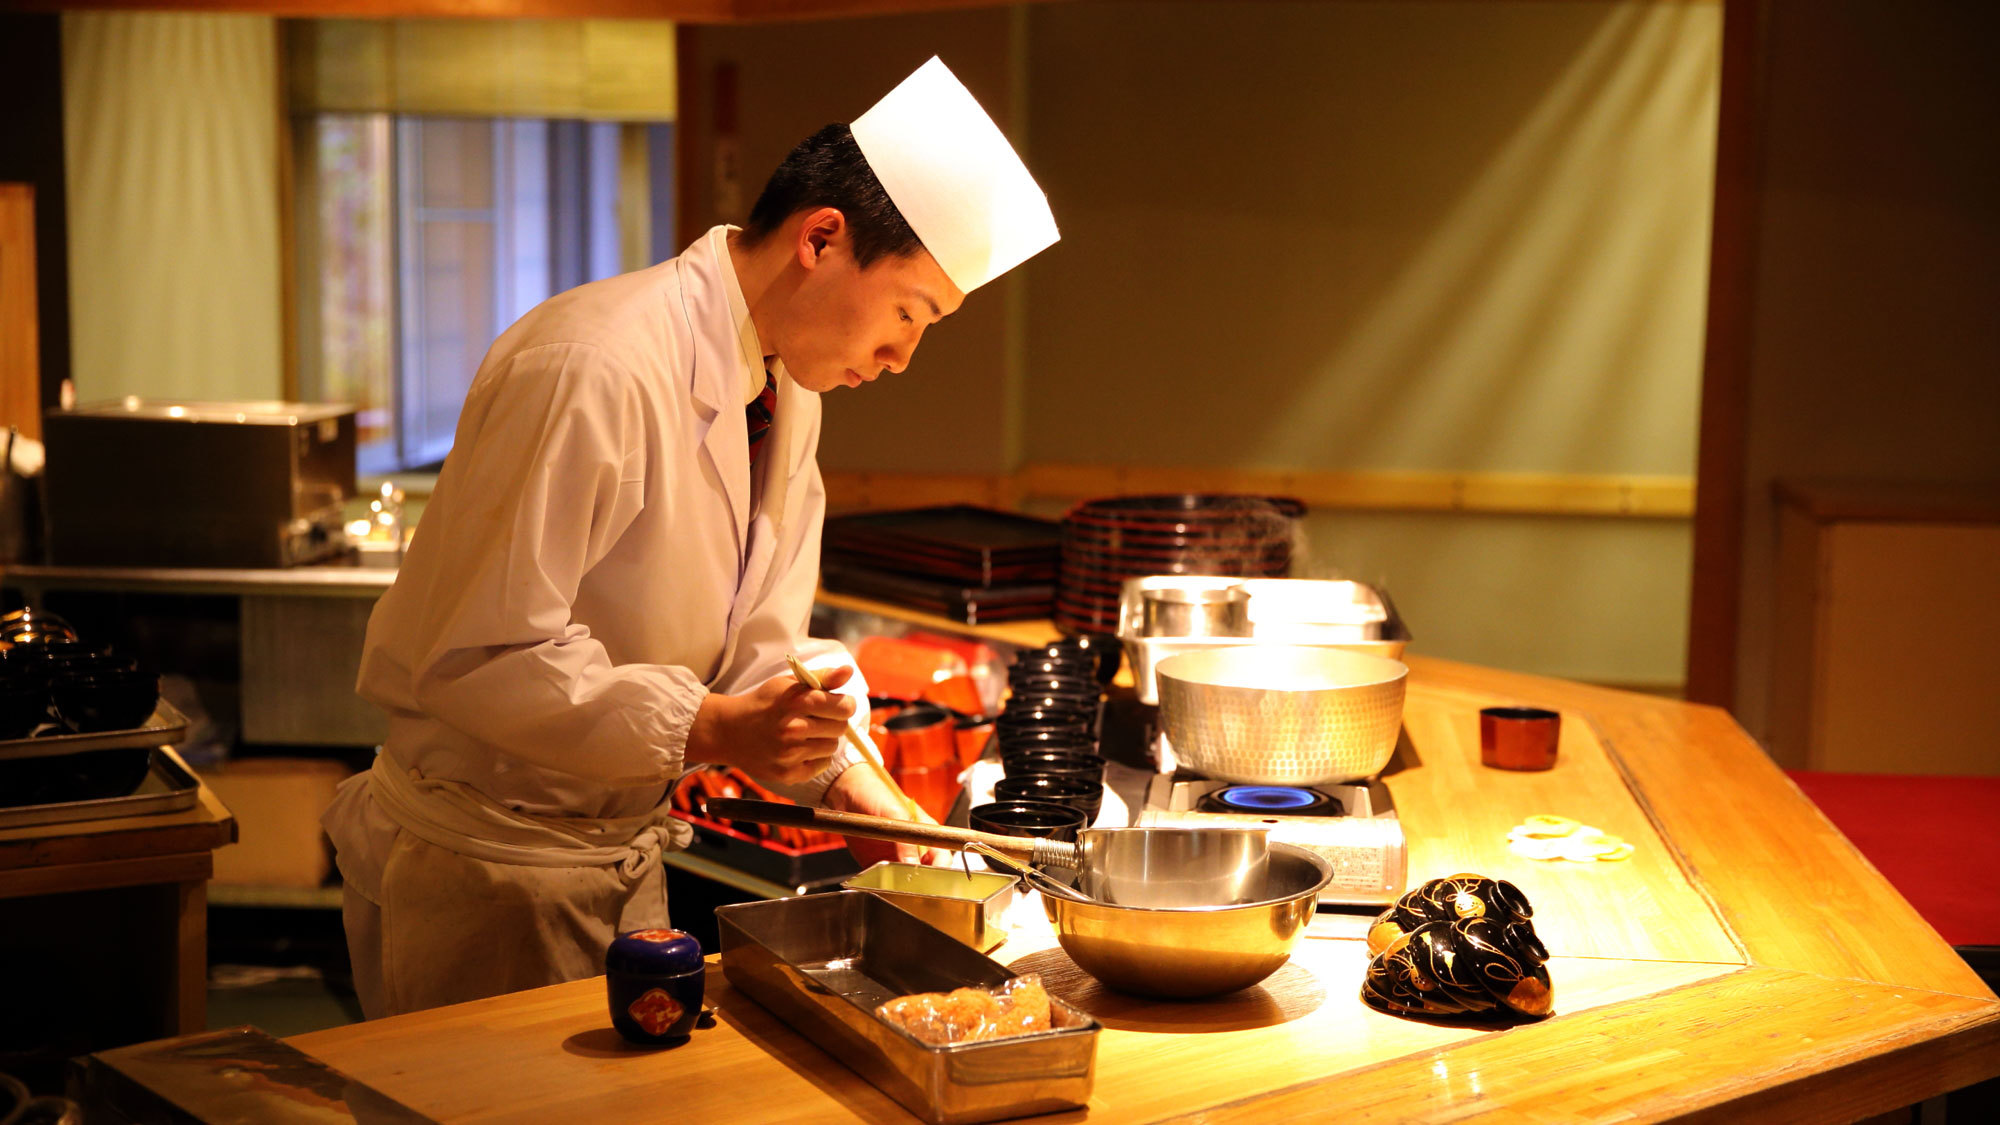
[1155, 645, 1408, 784]
[1041, 841, 1332, 999]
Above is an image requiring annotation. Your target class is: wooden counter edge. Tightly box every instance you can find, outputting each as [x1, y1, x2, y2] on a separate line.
[1156, 966, 2000, 1125]
[1406, 654, 1995, 1001]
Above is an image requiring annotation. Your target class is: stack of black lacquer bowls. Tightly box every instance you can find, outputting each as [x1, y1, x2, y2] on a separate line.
[968, 635, 1121, 869]
[0, 610, 161, 740]
[0, 609, 162, 808]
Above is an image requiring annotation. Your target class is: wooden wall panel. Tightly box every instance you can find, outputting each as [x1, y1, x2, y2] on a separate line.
[822, 464, 1697, 520]
[0, 183, 39, 443]
[1686, 0, 1764, 711]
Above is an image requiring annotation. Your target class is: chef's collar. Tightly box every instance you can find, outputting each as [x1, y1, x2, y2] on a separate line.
[713, 225, 782, 407]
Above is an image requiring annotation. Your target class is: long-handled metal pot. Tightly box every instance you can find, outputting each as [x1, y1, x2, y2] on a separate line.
[706, 798, 1271, 906]
[705, 798, 1332, 998]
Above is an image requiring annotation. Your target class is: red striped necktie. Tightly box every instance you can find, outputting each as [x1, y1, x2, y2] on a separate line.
[746, 365, 777, 469]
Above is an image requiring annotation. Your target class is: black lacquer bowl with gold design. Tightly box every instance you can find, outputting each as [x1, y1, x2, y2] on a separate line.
[1361, 873, 1553, 1021]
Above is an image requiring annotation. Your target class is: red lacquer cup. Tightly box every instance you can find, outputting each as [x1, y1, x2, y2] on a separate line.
[1479, 706, 1560, 771]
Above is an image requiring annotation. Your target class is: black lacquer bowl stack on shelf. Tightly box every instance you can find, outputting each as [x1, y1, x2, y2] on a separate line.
[966, 634, 1121, 870]
[0, 609, 170, 812]
[1054, 494, 1305, 635]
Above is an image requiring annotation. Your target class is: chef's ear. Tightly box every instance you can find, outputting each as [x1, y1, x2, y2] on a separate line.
[797, 207, 846, 270]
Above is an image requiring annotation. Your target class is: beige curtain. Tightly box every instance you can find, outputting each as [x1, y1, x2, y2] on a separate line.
[63, 12, 285, 404]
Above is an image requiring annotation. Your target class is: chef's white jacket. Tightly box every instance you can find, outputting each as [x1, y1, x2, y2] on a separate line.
[325, 225, 863, 903]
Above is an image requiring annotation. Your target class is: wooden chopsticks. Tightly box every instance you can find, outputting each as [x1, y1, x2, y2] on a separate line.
[785, 653, 927, 823]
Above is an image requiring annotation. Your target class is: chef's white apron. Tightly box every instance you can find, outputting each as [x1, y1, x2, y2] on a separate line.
[341, 752, 693, 1019]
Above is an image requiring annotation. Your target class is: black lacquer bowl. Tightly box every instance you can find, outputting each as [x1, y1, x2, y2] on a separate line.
[999, 748, 1107, 782]
[967, 800, 1087, 874]
[51, 669, 161, 733]
[993, 774, 1103, 825]
[0, 679, 48, 739]
[1361, 873, 1552, 1020]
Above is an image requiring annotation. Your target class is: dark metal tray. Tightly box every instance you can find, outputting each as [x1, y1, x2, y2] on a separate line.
[0, 697, 191, 761]
[718, 890, 1097, 1125]
[0, 745, 201, 829]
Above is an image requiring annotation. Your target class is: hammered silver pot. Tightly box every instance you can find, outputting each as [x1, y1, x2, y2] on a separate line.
[1155, 645, 1408, 784]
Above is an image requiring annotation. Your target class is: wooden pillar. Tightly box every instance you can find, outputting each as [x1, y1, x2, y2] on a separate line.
[0, 183, 39, 442]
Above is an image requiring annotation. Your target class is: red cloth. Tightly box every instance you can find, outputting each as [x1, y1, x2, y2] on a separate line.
[1788, 771, 2000, 947]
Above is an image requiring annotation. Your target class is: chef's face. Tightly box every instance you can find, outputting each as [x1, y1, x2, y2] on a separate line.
[777, 213, 964, 393]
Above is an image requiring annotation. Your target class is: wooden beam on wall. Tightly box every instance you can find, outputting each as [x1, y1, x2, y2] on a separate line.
[823, 464, 1696, 520]
[0, 184, 41, 443]
[823, 471, 1018, 514]
[3, 0, 1047, 22]
[6, 1, 737, 19]
[1686, 0, 1766, 710]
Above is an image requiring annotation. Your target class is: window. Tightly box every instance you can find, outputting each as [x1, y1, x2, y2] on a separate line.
[297, 113, 673, 475]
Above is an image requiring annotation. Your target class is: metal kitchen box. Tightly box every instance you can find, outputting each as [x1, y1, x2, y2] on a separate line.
[842, 862, 1018, 953]
[43, 399, 357, 568]
[716, 890, 1098, 1125]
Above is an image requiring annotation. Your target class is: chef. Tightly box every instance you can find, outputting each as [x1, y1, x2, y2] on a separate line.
[322, 57, 1059, 1019]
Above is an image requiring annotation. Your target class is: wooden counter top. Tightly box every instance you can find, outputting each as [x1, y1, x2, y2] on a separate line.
[289, 656, 2000, 1122]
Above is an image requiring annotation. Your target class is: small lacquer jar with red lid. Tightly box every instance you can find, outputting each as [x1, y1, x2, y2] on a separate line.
[606, 928, 705, 1045]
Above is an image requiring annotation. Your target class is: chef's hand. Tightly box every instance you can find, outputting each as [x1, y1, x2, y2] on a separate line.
[686, 664, 858, 785]
[825, 766, 951, 866]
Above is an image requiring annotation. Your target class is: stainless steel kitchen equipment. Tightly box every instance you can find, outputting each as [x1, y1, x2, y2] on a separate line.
[705, 798, 1275, 908]
[1119, 576, 1412, 705]
[1137, 773, 1407, 907]
[42, 399, 357, 567]
[1155, 646, 1409, 784]
[1138, 576, 1250, 637]
[716, 890, 1099, 1125]
[709, 799, 1331, 999]
[1036, 841, 1329, 998]
[842, 862, 1019, 951]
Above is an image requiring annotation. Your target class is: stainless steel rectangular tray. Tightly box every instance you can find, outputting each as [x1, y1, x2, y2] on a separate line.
[0, 745, 202, 829]
[717, 890, 1097, 1125]
[0, 698, 191, 761]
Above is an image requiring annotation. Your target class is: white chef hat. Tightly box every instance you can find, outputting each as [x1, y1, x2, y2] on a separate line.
[850, 57, 1059, 293]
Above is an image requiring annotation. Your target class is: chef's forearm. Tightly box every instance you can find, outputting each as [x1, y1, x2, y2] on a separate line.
[407, 648, 706, 785]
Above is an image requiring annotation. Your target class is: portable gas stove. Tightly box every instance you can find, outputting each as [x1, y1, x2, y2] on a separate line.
[1135, 735, 1407, 907]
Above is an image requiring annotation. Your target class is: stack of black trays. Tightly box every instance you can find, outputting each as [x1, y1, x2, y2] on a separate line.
[820, 505, 1062, 625]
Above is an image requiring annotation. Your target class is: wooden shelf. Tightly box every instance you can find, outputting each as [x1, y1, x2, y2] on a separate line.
[209, 883, 345, 910]
[813, 586, 1061, 650]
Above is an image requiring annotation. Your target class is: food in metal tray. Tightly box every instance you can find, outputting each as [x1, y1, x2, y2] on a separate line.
[1362, 873, 1553, 1020]
[876, 974, 1054, 1046]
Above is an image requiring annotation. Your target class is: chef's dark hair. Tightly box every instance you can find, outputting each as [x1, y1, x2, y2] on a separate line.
[742, 124, 923, 267]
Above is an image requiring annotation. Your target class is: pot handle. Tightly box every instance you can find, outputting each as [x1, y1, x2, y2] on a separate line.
[704, 798, 1078, 867]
